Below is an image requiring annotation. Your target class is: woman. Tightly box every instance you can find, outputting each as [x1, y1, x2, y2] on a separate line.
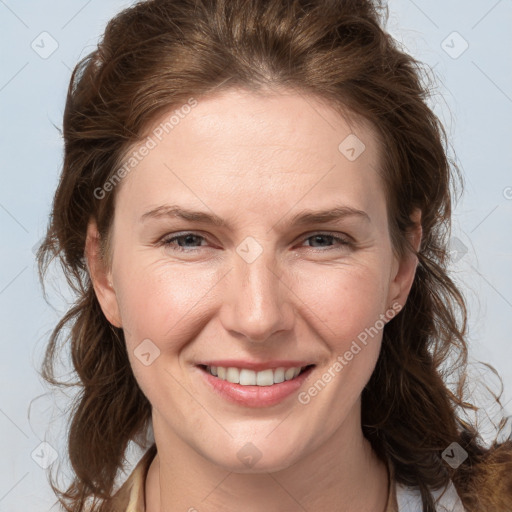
[36, 0, 512, 511]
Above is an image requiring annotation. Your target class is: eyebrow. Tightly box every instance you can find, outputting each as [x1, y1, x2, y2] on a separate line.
[139, 204, 371, 228]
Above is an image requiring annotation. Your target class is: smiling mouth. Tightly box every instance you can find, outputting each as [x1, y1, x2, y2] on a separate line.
[198, 364, 315, 387]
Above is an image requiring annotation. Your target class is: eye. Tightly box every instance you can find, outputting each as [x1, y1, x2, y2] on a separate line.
[160, 232, 209, 252]
[300, 233, 352, 250]
[158, 231, 352, 253]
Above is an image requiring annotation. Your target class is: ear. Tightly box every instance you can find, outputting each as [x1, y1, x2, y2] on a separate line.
[84, 219, 122, 328]
[387, 208, 422, 311]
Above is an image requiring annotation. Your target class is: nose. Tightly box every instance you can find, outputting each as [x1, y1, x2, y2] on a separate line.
[219, 246, 294, 344]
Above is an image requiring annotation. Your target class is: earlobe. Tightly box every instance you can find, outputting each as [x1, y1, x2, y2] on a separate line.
[85, 220, 122, 328]
[388, 208, 422, 310]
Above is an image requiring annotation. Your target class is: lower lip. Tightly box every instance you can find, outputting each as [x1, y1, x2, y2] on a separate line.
[197, 366, 315, 408]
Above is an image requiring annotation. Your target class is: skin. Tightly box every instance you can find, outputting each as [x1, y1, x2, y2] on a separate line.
[85, 87, 422, 512]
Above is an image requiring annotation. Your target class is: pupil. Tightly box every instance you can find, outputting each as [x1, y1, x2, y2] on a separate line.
[181, 235, 199, 246]
[313, 235, 328, 246]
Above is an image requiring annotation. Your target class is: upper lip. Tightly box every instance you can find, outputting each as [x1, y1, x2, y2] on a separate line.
[197, 360, 315, 371]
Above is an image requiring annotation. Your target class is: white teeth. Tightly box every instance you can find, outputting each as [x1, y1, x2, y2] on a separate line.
[240, 368, 256, 385]
[226, 367, 240, 384]
[256, 369, 274, 386]
[205, 365, 308, 386]
[273, 367, 285, 383]
[284, 367, 296, 380]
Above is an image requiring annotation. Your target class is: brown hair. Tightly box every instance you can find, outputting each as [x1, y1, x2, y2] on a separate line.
[36, 0, 512, 511]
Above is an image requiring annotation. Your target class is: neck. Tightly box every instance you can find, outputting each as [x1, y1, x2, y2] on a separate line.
[145, 406, 389, 512]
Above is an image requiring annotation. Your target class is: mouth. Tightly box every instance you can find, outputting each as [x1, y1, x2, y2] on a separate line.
[196, 363, 316, 408]
[198, 364, 315, 386]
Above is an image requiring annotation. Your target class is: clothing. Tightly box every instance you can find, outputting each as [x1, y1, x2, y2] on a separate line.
[107, 443, 466, 512]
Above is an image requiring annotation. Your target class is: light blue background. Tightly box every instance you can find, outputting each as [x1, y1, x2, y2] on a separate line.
[1, 1, 511, 510]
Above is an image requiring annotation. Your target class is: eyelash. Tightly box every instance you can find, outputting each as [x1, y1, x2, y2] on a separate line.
[159, 232, 352, 253]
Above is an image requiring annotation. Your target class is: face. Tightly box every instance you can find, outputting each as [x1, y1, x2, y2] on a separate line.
[87, 87, 419, 472]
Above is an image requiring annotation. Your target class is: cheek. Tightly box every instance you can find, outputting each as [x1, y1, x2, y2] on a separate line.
[115, 261, 217, 401]
[115, 256, 220, 347]
[291, 264, 390, 431]
[292, 260, 390, 344]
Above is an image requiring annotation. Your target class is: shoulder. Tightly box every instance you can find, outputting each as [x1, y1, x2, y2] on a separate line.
[395, 480, 466, 512]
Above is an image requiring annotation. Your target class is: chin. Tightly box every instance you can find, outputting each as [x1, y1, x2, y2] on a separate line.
[202, 435, 307, 474]
[217, 452, 301, 474]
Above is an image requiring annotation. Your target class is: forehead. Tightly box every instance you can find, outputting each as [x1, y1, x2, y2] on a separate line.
[115, 87, 385, 221]
[140, 87, 377, 164]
